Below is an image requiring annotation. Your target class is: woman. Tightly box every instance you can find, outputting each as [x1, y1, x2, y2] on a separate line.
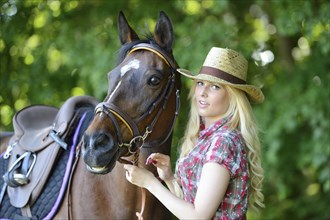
[124, 47, 265, 219]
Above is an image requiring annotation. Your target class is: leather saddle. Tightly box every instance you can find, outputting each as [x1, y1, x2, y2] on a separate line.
[3, 95, 98, 210]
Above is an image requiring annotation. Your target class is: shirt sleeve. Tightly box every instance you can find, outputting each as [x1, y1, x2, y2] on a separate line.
[204, 133, 243, 177]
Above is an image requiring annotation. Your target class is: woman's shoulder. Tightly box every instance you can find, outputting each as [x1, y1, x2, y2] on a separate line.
[212, 127, 243, 144]
[206, 128, 245, 156]
[205, 128, 247, 176]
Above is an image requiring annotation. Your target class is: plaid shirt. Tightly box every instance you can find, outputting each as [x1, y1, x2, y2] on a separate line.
[176, 116, 249, 220]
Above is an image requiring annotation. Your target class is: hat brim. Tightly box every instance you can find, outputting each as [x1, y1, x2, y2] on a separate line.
[177, 68, 264, 104]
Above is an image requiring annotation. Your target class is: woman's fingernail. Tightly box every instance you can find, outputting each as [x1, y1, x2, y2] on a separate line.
[146, 158, 157, 165]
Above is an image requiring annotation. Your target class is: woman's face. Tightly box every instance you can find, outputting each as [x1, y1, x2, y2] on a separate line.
[194, 80, 230, 127]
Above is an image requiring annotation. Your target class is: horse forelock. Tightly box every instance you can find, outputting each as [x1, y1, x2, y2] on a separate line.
[116, 39, 149, 65]
[116, 35, 175, 66]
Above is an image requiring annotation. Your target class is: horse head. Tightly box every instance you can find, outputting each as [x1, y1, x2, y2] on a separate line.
[82, 11, 180, 174]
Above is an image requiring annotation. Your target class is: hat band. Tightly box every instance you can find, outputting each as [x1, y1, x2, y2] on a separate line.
[199, 66, 246, 85]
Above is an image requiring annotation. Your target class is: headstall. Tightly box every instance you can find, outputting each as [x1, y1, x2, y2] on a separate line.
[94, 43, 180, 154]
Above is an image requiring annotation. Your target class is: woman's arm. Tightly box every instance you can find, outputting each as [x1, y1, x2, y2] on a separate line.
[124, 162, 230, 219]
[145, 153, 181, 196]
[163, 177, 183, 198]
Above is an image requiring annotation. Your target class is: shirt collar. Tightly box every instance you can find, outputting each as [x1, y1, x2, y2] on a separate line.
[199, 115, 231, 138]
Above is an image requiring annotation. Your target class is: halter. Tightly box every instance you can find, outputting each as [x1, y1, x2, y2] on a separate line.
[94, 43, 180, 154]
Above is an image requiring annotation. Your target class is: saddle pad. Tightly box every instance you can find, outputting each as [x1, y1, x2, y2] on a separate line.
[0, 113, 87, 219]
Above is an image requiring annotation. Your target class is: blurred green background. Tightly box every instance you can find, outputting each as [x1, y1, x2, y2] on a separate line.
[0, 0, 329, 219]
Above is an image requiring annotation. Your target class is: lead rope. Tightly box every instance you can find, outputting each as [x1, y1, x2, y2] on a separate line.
[133, 150, 146, 220]
[136, 188, 146, 220]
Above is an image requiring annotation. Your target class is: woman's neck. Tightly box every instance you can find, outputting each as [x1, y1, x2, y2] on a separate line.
[203, 114, 227, 128]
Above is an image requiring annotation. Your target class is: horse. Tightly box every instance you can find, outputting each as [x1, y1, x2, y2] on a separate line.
[0, 11, 180, 219]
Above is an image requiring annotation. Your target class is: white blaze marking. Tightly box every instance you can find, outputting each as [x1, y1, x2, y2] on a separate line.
[107, 59, 140, 102]
[107, 80, 122, 102]
[120, 59, 140, 77]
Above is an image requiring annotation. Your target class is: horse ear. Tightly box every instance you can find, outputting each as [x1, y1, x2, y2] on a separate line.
[154, 11, 174, 52]
[118, 11, 140, 44]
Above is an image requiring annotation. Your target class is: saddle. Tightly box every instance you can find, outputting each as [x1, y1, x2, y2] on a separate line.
[1, 95, 98, 216]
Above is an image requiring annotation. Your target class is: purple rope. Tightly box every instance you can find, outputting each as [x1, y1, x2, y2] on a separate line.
[43, 112, 87, 219]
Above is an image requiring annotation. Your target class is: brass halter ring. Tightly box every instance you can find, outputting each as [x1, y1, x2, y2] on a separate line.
[119, 127, 152, 154]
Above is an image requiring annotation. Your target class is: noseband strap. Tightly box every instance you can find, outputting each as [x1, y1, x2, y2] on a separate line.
[95, 102, 139, 137]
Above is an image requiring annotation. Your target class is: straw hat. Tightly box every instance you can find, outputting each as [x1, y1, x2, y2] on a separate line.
[177, 47, 264, 104]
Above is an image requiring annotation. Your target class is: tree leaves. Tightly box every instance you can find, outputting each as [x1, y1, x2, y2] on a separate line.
[0, 0, 329, 219]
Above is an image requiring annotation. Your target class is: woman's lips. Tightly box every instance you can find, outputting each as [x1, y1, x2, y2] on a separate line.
[198, 100, 209, 108]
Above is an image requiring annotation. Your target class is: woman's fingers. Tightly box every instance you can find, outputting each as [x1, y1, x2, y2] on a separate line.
[123, 164, 156, 188]
[123, 164, 133, 171]
[124, 164, 133, 182]
[145, 153, 173, 181]
[124, 164, 142, 184]
[146, 157, 157, 165]
[146, 153, 170, 166]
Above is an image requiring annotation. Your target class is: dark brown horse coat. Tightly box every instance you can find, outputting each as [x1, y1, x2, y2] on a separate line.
[53, 11, 180, 219]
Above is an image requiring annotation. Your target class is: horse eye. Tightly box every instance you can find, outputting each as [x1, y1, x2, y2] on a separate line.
[148, 75, 161, 86]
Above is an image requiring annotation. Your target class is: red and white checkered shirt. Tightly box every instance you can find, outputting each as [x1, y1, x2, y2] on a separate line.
[176, 116, 249, 220]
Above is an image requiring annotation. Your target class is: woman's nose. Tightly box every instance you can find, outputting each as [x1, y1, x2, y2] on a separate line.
[199, 86, 208, 97]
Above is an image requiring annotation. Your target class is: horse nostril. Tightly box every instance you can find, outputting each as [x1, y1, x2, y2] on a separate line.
[82, 135, 89, 150]
[94, 133, 110, 149]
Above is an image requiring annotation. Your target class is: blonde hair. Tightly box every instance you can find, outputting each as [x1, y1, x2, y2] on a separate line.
[178, 83, 265, 212]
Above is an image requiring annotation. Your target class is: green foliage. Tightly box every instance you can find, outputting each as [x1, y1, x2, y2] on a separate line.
[1, 0, 329, 219]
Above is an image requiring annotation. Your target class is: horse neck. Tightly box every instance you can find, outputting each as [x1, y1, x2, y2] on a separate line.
[67, 135, 172, 219]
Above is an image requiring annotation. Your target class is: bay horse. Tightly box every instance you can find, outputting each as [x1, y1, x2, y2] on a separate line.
[57, 11, 180, 219]
[0, 11, 180, 219]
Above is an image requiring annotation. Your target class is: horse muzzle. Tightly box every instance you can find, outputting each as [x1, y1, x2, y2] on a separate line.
[81, 133, 119, 174]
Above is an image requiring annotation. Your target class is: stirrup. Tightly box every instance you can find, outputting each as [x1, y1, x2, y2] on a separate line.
[3, 152, 37, 187]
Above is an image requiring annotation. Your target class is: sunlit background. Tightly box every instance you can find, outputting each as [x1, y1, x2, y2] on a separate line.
[0, 0, 329, 219]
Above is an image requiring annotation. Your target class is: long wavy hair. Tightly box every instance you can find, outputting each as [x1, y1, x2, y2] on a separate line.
[177, 83, 265, 212]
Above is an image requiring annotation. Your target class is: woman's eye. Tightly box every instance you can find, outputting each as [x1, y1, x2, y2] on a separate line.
[211, 85, 221, 90]
[148, 75, 161, 86]
[197, 81, 204, 86]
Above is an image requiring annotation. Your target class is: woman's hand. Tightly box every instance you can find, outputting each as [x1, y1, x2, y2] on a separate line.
[146, 153, 174, 181]
[123, 164, 156, 188]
